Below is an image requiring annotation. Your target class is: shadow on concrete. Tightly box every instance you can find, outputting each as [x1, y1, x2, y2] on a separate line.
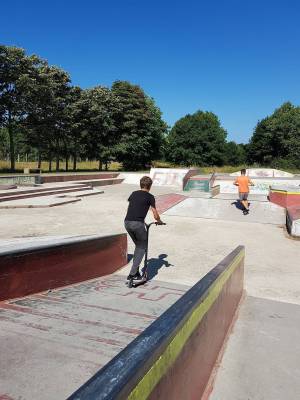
[144, 254, 173, 280]
[231, 200, 251, 211]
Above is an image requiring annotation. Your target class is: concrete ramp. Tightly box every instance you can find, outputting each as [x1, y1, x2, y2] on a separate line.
[215, 176, 300, 195]
[150, 168, 199, 189]
[150, 168, 189, 187]
[230, 168, 294, 178]
[119, 173, 145, 185]
[155, 193, 187, 213]
[213, 193, 268, 201]
[164, 197, 286, 225]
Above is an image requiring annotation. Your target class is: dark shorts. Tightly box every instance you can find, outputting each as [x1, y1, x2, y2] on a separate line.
[239, 192, 249, 201]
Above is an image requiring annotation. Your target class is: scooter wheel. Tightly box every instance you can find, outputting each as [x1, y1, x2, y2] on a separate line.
[128, 280, 133, 288]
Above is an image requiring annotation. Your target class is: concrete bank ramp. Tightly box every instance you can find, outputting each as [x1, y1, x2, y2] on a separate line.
[214, 175, 300, 195]
[230, 168, 294, 178]
[164, 197, 285, 225]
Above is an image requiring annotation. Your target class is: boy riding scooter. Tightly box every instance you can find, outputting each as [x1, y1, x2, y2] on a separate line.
[124, 176, 164, 285]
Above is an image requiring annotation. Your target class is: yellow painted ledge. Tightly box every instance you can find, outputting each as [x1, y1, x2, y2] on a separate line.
[128, 250, 245, 400]
[270, 190, 300, 195]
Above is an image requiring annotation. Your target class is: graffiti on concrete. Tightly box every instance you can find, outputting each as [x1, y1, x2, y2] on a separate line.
[230, 168, 294, 178]
[0, 175, 36, 185]
[218, 179, 300, 194]
[150, 168, 190, 187]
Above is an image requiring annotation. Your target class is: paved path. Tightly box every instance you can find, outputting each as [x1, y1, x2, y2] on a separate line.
[210, 296, 300, 400]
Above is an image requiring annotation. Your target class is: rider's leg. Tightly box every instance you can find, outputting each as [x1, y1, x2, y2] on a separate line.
[125, 221, 147, 276]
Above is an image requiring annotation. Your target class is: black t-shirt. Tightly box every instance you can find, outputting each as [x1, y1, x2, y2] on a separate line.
[125, 190, 156, 222]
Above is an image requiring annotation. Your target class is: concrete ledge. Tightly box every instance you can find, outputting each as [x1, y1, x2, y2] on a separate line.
[286, 206, 300, 237]
[0, 185, 91, 202]
[58, 190, 105, 198]
[269, 186, 300, 208]
[81, 178, 124, 187]
[0, 234, 127, 302]
[39, 173, 119, 184]
[210, 185, 221, 197]
[24, 167, 41, 174]
[0, 197, 81, 208]
[68, 246, 244, 400]
[0, 184, 17, 190]
[0, 175, 38, 185]
[0, 184, 89, 198]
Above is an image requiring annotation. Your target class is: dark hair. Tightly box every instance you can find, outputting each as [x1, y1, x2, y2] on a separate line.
[241, 169, 246, 175]
[140, 176, 153, 190]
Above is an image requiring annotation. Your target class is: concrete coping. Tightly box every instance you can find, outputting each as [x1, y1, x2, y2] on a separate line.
[270, 185, 300, 193]
[216, 176, 300, 181]
[189, 175, 211, 180]
[0, 234, 124, 258]
[0, 174, 40, 177]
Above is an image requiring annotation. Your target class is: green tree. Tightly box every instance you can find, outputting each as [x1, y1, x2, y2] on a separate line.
[0, 128, 9, 160]
[78, 86, 121, 170]
[1, 46, 168, 172]
[145, 96, 168, 164]
[65, 86, 84, 171]
[0, 45, 42, 171]
[167, 110, 227, 166]
[112, 81, 167, 170]
[25, 64, 71, 171]
[224, 141, 246, 166]
[248, 102, 300, 168]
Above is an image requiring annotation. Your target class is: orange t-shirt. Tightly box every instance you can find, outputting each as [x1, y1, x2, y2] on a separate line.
[234, 176, 251, 193]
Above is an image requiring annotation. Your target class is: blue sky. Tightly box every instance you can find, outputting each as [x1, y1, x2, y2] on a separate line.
[1, 0, 300, 143]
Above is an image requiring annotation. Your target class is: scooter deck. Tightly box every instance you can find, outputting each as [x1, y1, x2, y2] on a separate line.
[127, 276, 147, 288]
[132, 277, 147, 287]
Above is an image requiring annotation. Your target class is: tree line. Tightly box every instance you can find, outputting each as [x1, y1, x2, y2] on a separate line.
[1, 45, 299, 172]
[0, 45, 167, 171]
[166, 102, 300, 169]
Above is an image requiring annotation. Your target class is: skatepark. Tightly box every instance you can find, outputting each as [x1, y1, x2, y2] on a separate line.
[0, 168, 300, 399]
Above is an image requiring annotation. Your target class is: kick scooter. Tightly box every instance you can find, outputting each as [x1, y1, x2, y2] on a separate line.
[127, 221, 166, 288]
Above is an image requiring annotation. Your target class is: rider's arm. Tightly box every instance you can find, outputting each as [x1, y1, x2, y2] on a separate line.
[233, 178, 239, 186]
[151, 206, 162, 223]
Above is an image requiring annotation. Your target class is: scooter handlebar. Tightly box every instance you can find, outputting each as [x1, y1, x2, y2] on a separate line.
[146, 221, 166, 227]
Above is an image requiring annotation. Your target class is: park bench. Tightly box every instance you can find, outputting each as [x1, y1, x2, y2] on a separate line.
[23, 168, 42, 174]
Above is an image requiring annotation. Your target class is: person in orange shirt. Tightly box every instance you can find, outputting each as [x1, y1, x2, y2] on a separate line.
[233, 169, 254, 214]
